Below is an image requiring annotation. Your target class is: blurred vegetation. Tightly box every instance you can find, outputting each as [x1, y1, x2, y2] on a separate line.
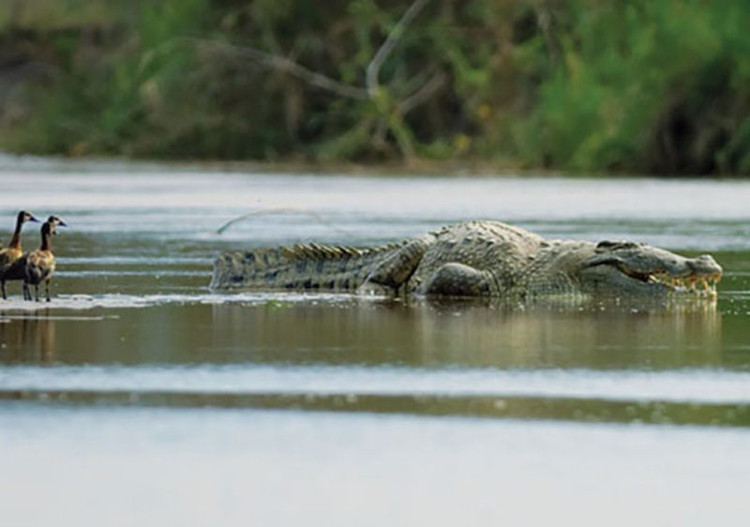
[0, 0, 747, 175]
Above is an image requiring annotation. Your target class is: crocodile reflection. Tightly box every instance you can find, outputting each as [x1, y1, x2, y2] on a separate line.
[209, 298, 721, 370]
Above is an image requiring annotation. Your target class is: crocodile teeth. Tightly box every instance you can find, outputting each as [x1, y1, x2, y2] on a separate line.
[645, 272, 719, 296]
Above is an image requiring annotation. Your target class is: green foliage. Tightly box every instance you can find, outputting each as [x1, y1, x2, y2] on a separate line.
[0, 0, 747, 174]
[515, 0, 750, 174]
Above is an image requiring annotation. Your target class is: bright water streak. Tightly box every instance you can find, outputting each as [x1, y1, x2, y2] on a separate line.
[2, 407, 749, 527]
[3, 364, 750, 405]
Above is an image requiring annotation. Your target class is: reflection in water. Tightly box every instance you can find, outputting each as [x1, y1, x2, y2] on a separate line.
[413, 300, 723, 370]
[0, 296, 741, 427]
[0, 313, 57, 363]
[208, 298, 722, 370]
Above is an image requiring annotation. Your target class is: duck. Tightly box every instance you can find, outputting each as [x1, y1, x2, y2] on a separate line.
[0, 210, 39, 299]
[21, 215, 67, 302]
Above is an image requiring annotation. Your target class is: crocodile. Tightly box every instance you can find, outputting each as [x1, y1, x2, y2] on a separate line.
[210, 220, 722, 300]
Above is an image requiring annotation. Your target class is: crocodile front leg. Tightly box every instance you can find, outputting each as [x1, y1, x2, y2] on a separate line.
[359, 235, 434, 295]
[420, 263, 495, 297]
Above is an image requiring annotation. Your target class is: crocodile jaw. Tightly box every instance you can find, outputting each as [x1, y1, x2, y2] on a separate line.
[579, 251, 723, 297]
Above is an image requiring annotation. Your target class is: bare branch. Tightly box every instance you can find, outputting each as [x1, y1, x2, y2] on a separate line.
[183, 37, 368, 100]
[145, 1, 441, 163]
[366, 0, 431, 97]
[396, 64, 439, 98]
[373, 118, 389, 148]
[397, 71, 446, 115]
[389, 117, 416, 160]
[533, 2, 560, 64]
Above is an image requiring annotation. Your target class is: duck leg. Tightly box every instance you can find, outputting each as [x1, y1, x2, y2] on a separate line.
[22, 282, 31, 301]
[1, 280, 6, 300]
[45, 279, 51, 302]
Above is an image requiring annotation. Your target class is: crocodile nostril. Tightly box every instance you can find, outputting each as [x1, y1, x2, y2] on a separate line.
[688, 254, 722, 273]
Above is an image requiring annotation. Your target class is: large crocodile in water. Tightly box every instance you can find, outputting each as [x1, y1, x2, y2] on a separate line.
[211, 220, 722, 299]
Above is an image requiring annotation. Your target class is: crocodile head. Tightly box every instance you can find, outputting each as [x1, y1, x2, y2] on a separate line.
[574, 241, 722, 297]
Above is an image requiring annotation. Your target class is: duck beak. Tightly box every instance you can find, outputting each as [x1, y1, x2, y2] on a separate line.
[29, 215, 40, 223]
[58, 220, 68, 228]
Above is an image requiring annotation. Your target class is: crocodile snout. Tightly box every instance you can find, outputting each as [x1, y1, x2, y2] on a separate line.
[689, 254, 722, 277]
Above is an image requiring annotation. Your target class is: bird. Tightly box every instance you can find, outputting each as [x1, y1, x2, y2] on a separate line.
[21, 216, 67, 302]
[0, 210, 40, 299]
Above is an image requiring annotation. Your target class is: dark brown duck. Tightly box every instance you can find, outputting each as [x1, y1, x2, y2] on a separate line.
[20, 215, 67, 302]
[0, 210, 39, 299]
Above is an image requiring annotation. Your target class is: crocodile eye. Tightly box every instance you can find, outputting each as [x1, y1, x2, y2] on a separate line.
[596, 241, 641, 252]
[596, 241, 619, 249]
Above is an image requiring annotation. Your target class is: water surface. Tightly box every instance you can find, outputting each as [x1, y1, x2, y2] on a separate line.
[1, 156, 749, 525]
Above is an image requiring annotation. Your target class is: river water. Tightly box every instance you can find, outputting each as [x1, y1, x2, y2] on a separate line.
[1, 156, 749, 526]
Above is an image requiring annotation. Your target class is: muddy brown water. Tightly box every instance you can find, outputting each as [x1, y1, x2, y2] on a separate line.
[1, 156, 749, 526]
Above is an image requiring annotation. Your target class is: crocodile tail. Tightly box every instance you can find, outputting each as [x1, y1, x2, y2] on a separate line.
[210, 242, 401, 292]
